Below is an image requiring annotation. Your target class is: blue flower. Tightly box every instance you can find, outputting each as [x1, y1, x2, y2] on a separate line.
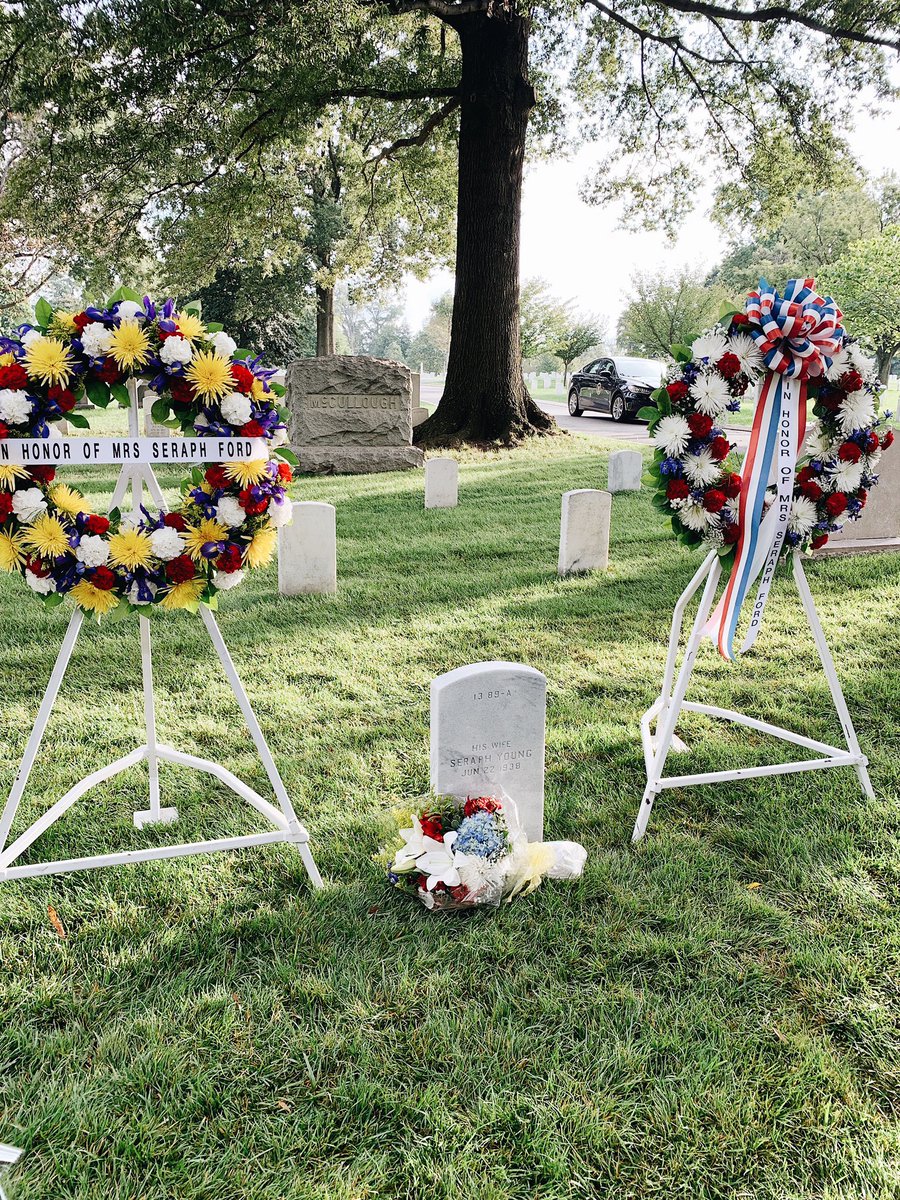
[453, 811, 508, 862]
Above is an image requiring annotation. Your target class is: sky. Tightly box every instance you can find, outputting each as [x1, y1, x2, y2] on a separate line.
[403, 92, 900, 338]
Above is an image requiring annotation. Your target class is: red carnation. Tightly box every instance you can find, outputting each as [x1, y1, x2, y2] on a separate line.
[722, 472, 742, 499]
[24, 556, 49, 577]
[239, 487, 268, 516]
[709, 435, 731, 461]
[703, 489, 727, 513]
[820, 393, 842, 414]
[825, 493, 847, 517]
[216, 543, 243, 573]
[90, 565, 116, 591]
[687, 412, 713, 439]
[666, 479, 690, 502]
[419, 814, 443, 841]
[731, 313, 750, 327]
[722, 523, 741, 545]
[800, 480, 823, 501]
[277, 462, 293, 483]
[48, 385, 77, 412]
[94, 357, 120, 385]
[811, 533, 829, 550]
[240, 420, 265, 438]
[0, 422, 7, 440]
[857, 488, 868, 510]
[165, 555, 195, 583]
[29, 466, 56, 484]
[85, 514, 110, 535]
[666, 380, 689, 404]
[205, 464, 230, 490]
[0, 362, 28, 389]
[840, 370, 863, 393]
[882, 429, 894, 450]
[163, 512, 188, 531]
[73, 312, 90, 332]
[463, 796, 502, 817]
[0, 493, 13, 522]
[838, 441, 862, 464]
[230, 363, 255, 394]
[796, 465, 815, 485]
[866, 430, 880, 453]
[716, 352, 741, 380]
[168, 378, 195, 407]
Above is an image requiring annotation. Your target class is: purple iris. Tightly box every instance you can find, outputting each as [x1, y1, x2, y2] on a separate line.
[201, 541, 224, 559]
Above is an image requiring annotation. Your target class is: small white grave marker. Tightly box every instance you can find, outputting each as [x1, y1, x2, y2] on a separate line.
[558, 489, 611, 576]
[607, 449, 642, 493]
[425, 457, 459, 508]
[278, 502, 337, 596]
[430, 661, 547, 841]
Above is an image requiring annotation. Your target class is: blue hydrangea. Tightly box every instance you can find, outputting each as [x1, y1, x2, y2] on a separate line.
[453, 811, 508, 862]
[659, 457, 684, 477]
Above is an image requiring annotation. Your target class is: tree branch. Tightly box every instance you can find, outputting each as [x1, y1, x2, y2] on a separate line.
[368, 95, 460, 164]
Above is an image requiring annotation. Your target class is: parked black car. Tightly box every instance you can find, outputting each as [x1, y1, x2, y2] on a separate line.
[567, 356, 664, 422]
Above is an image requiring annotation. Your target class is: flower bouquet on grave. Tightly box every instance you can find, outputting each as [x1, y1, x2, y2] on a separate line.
[380, 793, 586, 912]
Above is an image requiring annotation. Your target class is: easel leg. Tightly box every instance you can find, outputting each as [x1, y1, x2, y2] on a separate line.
[0, 609, 84, 860]
[633, 556, 722, 843]
[133, 616, 179, 828]
[792, 555, 874, 799]
[199, 608, 323, 888]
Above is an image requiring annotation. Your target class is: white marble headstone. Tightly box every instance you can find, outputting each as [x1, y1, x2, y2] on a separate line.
[425, 457, 458, 508]
[430, 661, 547, 841]
[558, 489, 611, 575]
[607, 449, 642, 492]
[277, 501, 337, 596]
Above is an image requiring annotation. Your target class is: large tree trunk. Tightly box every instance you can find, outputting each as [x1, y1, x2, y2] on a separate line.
[316, 284, 335, 356]
[415, 8, 555, 447]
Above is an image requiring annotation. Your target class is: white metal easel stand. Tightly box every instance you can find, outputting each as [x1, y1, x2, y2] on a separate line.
[0, 388, 322, 888]
[633, 549, 874, 843]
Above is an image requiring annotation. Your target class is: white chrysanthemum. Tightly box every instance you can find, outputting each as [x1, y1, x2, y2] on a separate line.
[160, 335, 193, 366]
[213, 568, 245, 591]
[127, 580, 157, 605]
[805, 422, 835, 458]
[269, 497, 293, 528]
[208, 331, 237, 359]
[824, 346, 850, 382]
[827, 460, 864, 493]
[220, 391, 252, 426]
[653, 414, 691, 456]
[25, 569, 55, 595]
[837, 390, 876, 434]
[215, 496, 245, 528]
[683, 448, 722, 487]
[149, 525, 184, 561]
[11, 487, 46, 522]
[116, 300, 144, 322]
[845, 342, 876, 377]
[21, 328, 42, 347]
[788, 495, 819, 536]
[0, 388, 32, 425]
[725, 496, 740, 522]
[80, 321, 113, 358]
[729, 333, 764, 377]
[865, 446, 882, 471]
[690, 370, 731, 416]
[679, 499, 716, 531]
[76, 533, 109, 567]
[271, 426, 288, 447]
[691, 329, 728, 363]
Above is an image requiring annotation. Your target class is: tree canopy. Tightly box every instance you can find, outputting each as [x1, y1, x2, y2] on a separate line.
[820, 225, 900, 382]
[618, 271, 724, 358]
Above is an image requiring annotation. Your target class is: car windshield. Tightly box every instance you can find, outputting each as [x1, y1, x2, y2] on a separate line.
[613, 358, 664, 383]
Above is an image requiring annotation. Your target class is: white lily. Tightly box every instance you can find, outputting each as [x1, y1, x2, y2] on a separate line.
[417, 831, 460, 890]
[392, 816, 429, 873]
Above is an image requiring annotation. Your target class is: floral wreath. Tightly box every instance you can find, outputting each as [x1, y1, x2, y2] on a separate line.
[0, 288, 296, 618]
[642, 289, 894, 557]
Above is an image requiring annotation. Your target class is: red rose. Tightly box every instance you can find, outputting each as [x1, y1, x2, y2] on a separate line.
[216, 543, 243, 573]
[90, 565, 116, 591]
[277, 462, 293, 483]
[94, 357, 120, 385]
[709, 436, 731, 461]
[687, 412, 713, 439]
[0, 422, 7, 440]
[165, 555, 195, 583]
[168, 378, 195, 406]
[163, 512, 188, 531]
[86, 514, 110, 534]
[230, 363, 255, 394]
[722, 523, 741, 544]
[882, 429, 894, 450]
[240, 420, 265, 437]
[838, 441, 862, 464]
[825, 493, 847, 517]
[238, 488, 268, 516]
[0, 362, 28, 389]
[29, 466, 56, 484]
[811, 533, 829, 550]
[666, 479, 690, 502]
[716, 352, 741, 380]
[840, 370, 863, 393]
[463, 796, 502, 817]
[703, 489, 726, 513]
[800, 480, 823, 501]
[419, 814, 443, 841]
[0, 493, 13, 521]
[205, 464, 230, 490]
[722, 472, 742, 499]
[48, 386, 77, 412]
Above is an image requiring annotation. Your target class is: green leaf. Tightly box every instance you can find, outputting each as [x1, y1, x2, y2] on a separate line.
[274, 448, 298, 465]
[650, 492, 670, 511]
[656, 392, 672, 416]
[718, 300, 742, 324]
[162, 418, 182, 430]
[66, 412, 90, 429]
[636, 406, 658, 423]
[107, 597, 135, 623]
[672, 344, 694, 363]
[85, 378, 111, 408]
[43, 591, 65, 609]
[206, 321, 223, 334]
[35, 296, 53, 327]
[233, 347, 251, 360]
[151, 397, 171, 424]
[110, 382, 131, 407]
[108, 507, 121, 526]
[203, 591, 219, 612]
[271, 383, 286, 398]
[184, 300, 202, 317]
[107, 285, 143, 305]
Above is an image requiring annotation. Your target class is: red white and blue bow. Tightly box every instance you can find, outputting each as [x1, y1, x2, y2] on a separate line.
[706, 279, 845, 660]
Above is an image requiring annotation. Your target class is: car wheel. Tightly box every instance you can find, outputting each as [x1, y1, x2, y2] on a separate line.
[568, 390, 583, 416]
[611, 393, 627, 422]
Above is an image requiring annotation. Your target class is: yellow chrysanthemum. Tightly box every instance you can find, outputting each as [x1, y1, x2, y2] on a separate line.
[183, 517, 228, 562]
[0, 529, 27, 572]
[108, 320, 151, 370]
[251, 378, 267, 401]
[0, 353, 14, 368]
[108, 526, 155, 570]
[176, 311, 207, 342]
[185, 350, 232, 400]
[0, 465, 31, 490]
[223, 459, 268, 488]
[161, 577, 206, 610]
[246, 524, 277, 569]
[23, 514, 69, 558]
[24, 336, 74, 388]
[49, 483, 86, 517]
[70, 579, 120, 616]
[49, 311, 79, 338]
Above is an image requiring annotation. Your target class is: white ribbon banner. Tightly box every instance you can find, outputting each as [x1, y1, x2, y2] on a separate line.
[0, 437, 268, 466]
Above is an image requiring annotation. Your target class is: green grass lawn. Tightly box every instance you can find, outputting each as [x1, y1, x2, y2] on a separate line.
[1, 435, 899, 1199]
